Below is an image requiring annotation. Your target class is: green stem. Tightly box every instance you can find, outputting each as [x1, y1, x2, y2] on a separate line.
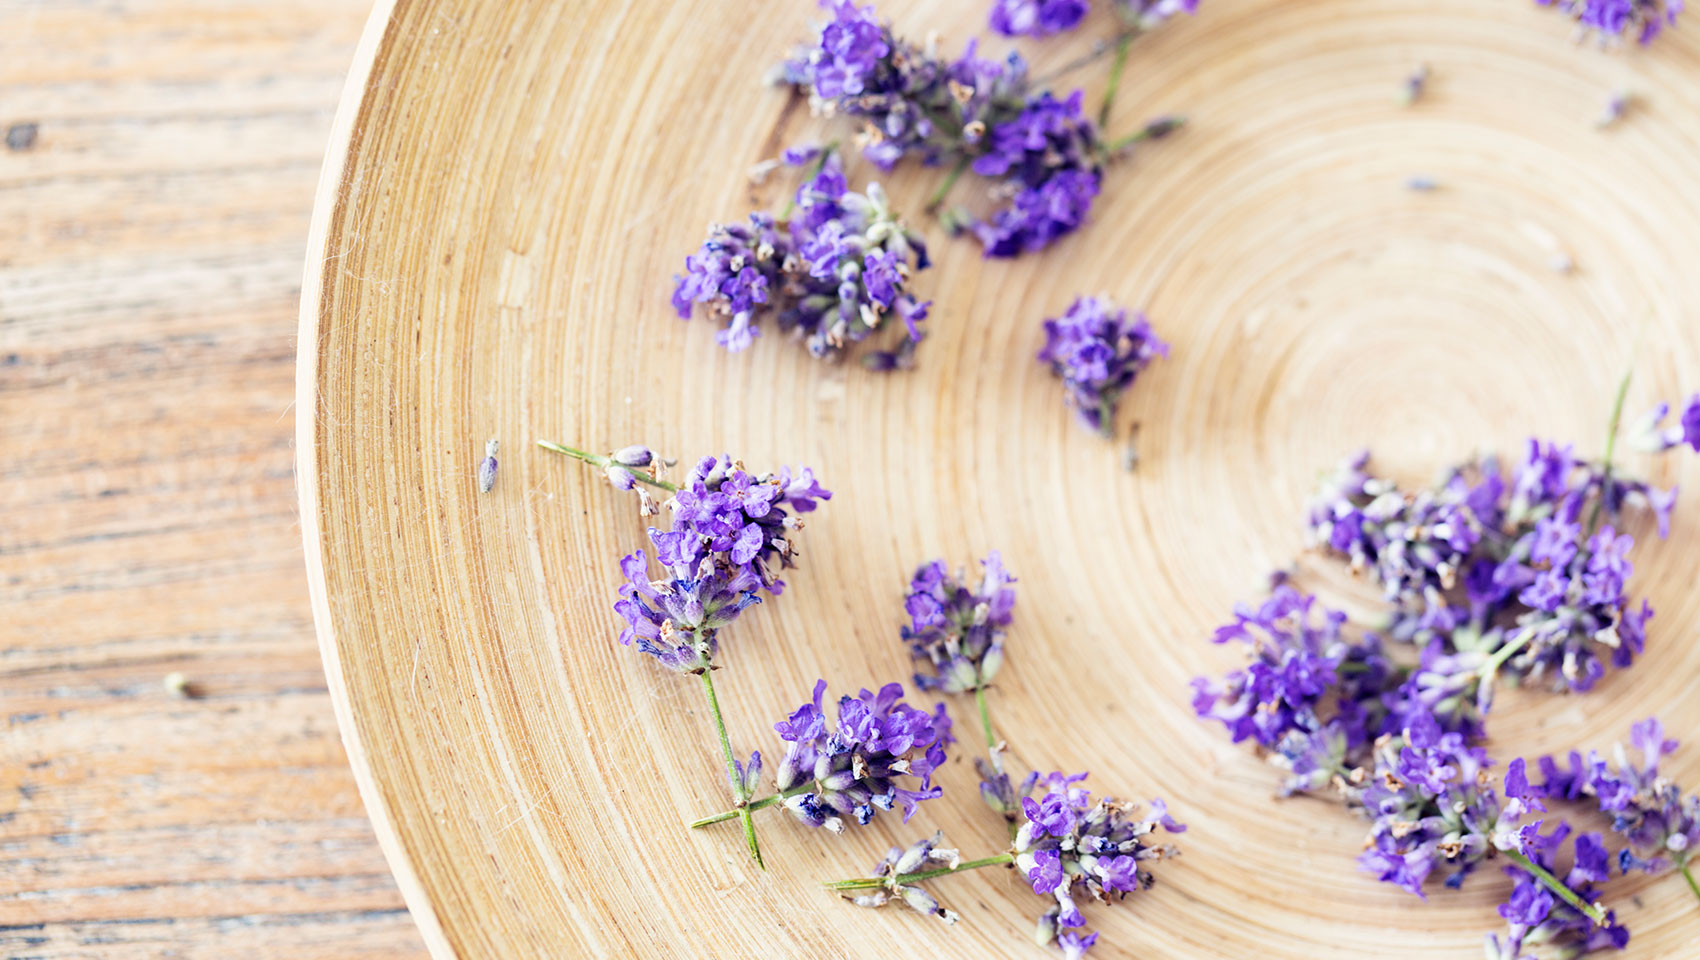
[823, 853, 1015, 891]
[1681, 861, 1700, 907]
[1104, 116, 1186, 155]
[974, 685, 996, 750]
[536, 440, 678, 492]
[1033, 27, 1141, 86]
[689, 784, 812, 828]
[778, 141, 841, 222]
[1098, 33, 1133, 127]
[1504, 849, 1609, 926]
[1586, 367, 1634, 536]
[1480, 631, 1531, 678]
[698, 670, 764, 869]
[926, 156, 972, 213]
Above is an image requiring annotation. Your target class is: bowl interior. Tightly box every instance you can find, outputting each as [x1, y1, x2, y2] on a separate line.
[300, 0, 1700, 955]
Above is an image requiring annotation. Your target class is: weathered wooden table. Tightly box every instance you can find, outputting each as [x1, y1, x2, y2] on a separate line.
[1, 2, 425, 955]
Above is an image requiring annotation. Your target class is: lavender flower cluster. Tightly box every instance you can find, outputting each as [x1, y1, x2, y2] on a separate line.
[989, 0, 1201, 38]
[837, 551, 1182, 960]
[673, 153, 932, 364]
[1537, 717, 1700, 883]
[1306, 439, 1670, 706]
[611, 452, 832, 673]
[773, 679, 954, 830]
[1487, 820, 1624, 959]
[781, 2, 1033, 171]
[902, 552, 1016, 693]
[1194, 394, 1700, 951]
[1199, 587, 1636, 943]
[1536, 0, 1684, 45]
[1037, 296, 1167, 435]
[1484, 716, 1700, 957]
[1014, 772, 1185, 950]
[781, 1, 1180, 258]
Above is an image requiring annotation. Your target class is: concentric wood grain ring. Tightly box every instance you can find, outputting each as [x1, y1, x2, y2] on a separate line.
[299, 0, 1700, 955]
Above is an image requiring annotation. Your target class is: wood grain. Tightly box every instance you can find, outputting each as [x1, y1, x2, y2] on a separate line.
[0, 1, 424, 956]
[299, 0, 1700, 957]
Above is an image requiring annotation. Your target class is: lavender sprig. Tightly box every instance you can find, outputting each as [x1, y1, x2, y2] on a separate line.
[1015, 772, 1184, 947]
[826, 772, 1184, 958]
[902, 551, 1022, 836]
[1307, 436, 1671, 703]
[989, 0, 1201, 38]
[833, 832, 970, 923]
[1537, 717, 1700, 903]
[1037, 296, 1167, 437]
[672, 151, 932, 364]
[691, 679, 953, 832]
[539, 441, 832, 867]
[1487, 825, 1629, 959]
[782, 1, 1187, 258]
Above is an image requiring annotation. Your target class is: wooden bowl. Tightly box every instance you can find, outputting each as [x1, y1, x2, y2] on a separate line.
[298, 0, 1700, 955]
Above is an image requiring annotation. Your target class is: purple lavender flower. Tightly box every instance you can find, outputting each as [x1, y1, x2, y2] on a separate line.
[1037, 296, 1167, 436]
[970, 169, 1102, 257]
[843, 831, 965, 922]
[1192, 587, 1390, 769]
[1537, 717, 1700, 882]
[1306, 450, 1498, 626]
[1310, 441, 1669, 697]
[1356, 714, 1525, 894]
[671, 213, 790, 352]
[785, 2, 1192, 259]
[902, 552, 1016, 693]
[647, 454, 831, 597]
[1057, 930, 1099, 960]
[1636, 393, 1700, 454]
[1010, 771, 1183, 947]
[673, 156, 931, 363]
[971, 91, 1105, 258]
[990, 0, 1091, 38]
[781, 158, 934, 358]
[783, 3, 1033, 171]
[1537, 0, 1683, 45]
[613, 550, 762, 674]
[978, 746, 1040, 825]
[772, 679, 952, 831]
[1117, 0, 1202, 25]
[1485, 824, 1629, 959]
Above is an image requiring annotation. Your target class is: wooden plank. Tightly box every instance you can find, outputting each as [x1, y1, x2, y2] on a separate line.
[0, 0, 425, 955]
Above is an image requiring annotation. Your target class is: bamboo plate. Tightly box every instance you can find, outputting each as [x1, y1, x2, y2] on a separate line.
[297, 0, 1700, 956]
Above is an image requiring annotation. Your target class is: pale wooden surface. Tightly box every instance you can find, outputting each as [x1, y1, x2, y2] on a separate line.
[298, 0, 1700, 958]
[0, 1, 425, 956]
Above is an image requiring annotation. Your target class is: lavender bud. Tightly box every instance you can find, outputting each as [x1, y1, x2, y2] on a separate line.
[477, 439, 499, 493]
[1034, 906, 1058, 946]
[610, 444, 654, 467]
[1401, 63, 1429, 106]
[849, 891, 888, 909]
[1597, 90, 1630, 129]
[605, 465, 637, 491]
[1141, 114, 1185, 140]
[1038, 298, 1167, 438]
